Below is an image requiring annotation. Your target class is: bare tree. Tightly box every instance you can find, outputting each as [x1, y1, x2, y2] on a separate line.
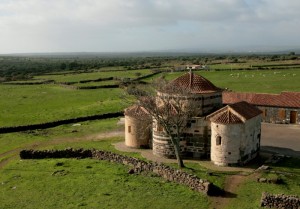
[125, 78, 199, 168]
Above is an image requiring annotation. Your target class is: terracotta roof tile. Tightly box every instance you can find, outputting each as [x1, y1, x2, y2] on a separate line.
[223, 91, 300, 108]
[168, 72, 221, 94]
[207, 101, 262, 124]
[124, 105, 149, 117]
[211, 110, 243, 124]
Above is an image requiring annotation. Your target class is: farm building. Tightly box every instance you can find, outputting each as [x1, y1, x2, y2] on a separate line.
[124, 71, 263, 166]
[223, 91, 300, 124]
[186, 65, 201, 70]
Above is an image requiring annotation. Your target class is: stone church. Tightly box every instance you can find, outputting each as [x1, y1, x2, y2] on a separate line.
[124, 72, 262, 166]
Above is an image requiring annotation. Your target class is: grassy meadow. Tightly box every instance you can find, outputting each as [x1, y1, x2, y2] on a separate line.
[1, 60, 300, 208]
[0, 159, 210, 209]
[1, 67, 300, 127]
[158, 69, 300, 93]
[225, 158, 300, 209]
[0, 84, 125, 127]
[0, 119, 299, 209]
[34, 69, 153, 83]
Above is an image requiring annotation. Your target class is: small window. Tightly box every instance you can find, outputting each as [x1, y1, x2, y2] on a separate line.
[257, 134, 261, 139]
[228, 152, 231, 155]
[128, 126, 131, 133]
[186, 122, 191, 128]
[194, 130, 199, 133]
[216, 136, 222, 145]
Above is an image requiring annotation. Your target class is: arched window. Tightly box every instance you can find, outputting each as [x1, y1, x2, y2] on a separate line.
[216, 135, 222, 145]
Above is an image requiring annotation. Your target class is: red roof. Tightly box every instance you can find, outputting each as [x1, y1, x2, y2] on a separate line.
[207, 101, 262, 124]
[223, 91, 300, 108]
[124, 105, 149, 117]
[167, 72, 221, 94]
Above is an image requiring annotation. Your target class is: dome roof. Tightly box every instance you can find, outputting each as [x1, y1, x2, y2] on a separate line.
[168, 72, 221, 94]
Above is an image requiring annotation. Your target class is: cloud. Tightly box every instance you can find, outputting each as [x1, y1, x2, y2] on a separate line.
[0, 0, 300, 53]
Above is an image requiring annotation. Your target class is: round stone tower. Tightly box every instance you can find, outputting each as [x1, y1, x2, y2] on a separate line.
[153, 71, 223, 158]
[124, 105, 151, 148]
[208, 102, 262, 166]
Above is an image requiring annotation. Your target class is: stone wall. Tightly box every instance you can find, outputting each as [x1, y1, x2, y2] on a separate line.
[258, 106, 300, 124]
[0, 112, 123, 134]
[19, 148, 221, 196]
[152, 117, 211, 159]
[260, 192, 300, 209]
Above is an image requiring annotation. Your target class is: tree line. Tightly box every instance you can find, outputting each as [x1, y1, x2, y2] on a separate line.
[0, 52, 298, 81]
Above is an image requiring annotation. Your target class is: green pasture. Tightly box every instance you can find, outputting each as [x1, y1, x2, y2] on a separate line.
[0, 118, 119, 156]
[0, 158, 209, 209]
[2, 68, 300, 127]
[225, 158, 300, 209]
[158, 69, 300, 93]
[210, 63, 250, 70]
[34, 69, 153, 83]
[0, 84, 125, 127]
[73, 80, 118, 87]
[210, 60, 300, 70]
[3, 79, 50, 84]
[0, 117, 300, 209]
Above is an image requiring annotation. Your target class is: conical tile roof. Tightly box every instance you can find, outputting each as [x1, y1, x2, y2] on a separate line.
[168, 72, 221, 94]
[124, 105, 149, 118]
[207, 101, 262, 124]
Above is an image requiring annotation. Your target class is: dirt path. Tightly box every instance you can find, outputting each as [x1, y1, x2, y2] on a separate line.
[210, 173, 248, 209]
[114, 141, 256, 209]
[0, 130, 124, 169]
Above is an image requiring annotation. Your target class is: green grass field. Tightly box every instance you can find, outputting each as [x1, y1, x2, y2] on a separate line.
[1, 122, 299, 209]
[0, 84, 125, 127]
[0, 118, 119, 155]
[1, 59, 300, 208]
[159, 69, 300, 93]
[225, 158, 300, 209]
[0, 118, 299, 209]
[1, 68, 300, 127]
[34, 69, 153, 83]
[0, 159, 210, 209]
[73, 80, 118, 87]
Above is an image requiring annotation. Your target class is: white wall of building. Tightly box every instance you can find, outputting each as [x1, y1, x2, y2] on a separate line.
[210, 116, 262, 166]
[125, 115, 151, 148]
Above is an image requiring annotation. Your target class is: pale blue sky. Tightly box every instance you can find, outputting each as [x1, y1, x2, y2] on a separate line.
[0, 0, 300, 54]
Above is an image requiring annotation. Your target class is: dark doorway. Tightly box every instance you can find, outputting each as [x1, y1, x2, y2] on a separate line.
[290, 111, 298, 124]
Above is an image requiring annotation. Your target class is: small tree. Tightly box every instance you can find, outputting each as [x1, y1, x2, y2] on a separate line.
[125, 78, 199, 168]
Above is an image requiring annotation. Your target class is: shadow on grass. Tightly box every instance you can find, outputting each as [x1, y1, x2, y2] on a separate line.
[224, 191, 237, 198]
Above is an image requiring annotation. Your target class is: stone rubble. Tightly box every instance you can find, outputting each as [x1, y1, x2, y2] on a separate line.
[261, 192, 300, 209]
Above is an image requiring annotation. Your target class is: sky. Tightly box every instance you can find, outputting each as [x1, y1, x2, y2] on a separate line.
[0, 0, 300, 54]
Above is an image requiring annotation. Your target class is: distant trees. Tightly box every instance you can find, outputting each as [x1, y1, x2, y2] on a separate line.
[0, 53, 298, 82]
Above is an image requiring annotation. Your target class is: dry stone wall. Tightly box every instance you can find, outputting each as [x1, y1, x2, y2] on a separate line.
[19, 148, 221, 196]
[260, 192, 300, 209]
[0, 112, 123, 134]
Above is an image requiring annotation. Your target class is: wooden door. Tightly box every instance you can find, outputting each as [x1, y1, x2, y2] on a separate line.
[290, 111, 298, 124]
[278, 109, 286, 120]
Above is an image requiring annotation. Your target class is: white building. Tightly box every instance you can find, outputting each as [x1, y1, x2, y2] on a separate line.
[207, 102, 262, 166]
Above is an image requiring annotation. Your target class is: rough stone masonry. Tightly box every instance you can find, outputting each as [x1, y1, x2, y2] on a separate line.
[260, 192, 300, 209]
